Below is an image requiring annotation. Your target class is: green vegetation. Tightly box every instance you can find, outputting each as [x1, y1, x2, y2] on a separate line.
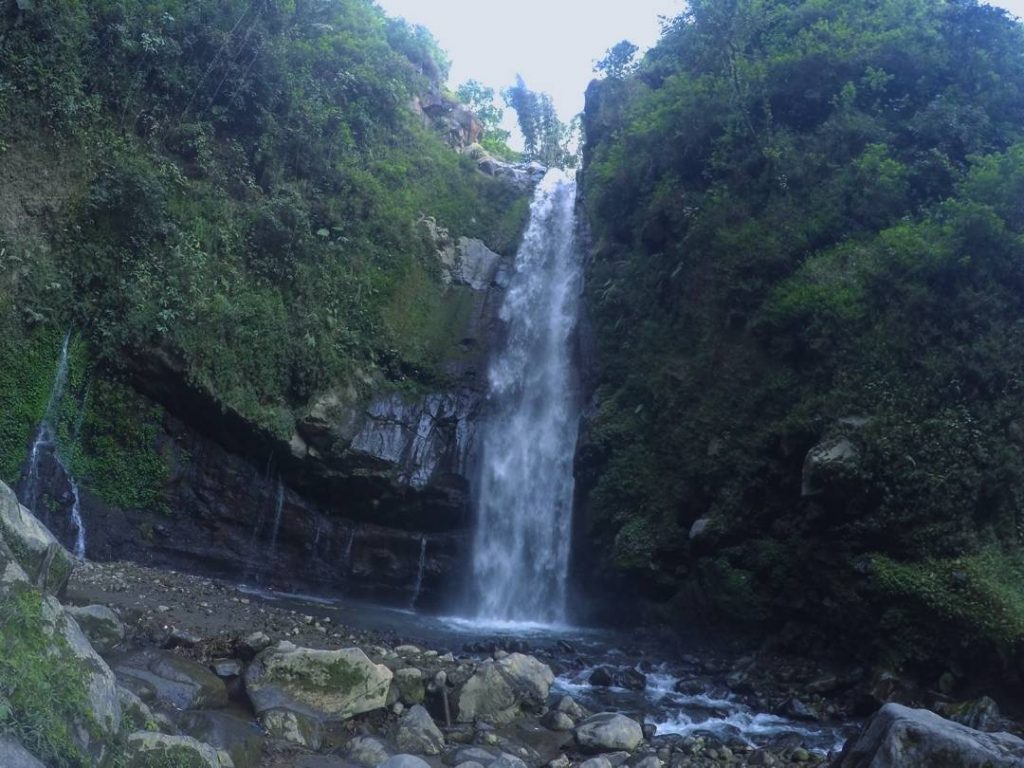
[0, 585, 92, 768]
[0, 0, 528, 506]
[580, 0, 1024, 664]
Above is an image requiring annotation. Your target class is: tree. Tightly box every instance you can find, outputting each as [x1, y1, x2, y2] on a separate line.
[503, 75, 570, 167]
[595, 40, 639, 78]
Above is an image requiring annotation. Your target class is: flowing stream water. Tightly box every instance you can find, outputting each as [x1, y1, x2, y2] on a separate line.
[471, 169, 582, 623]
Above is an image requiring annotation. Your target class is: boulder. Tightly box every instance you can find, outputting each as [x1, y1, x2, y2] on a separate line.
[395, 704, 445, 755]
[835, 703, 1024, 767]
[379, 756, 432, 768]
[0, 481, 74, 595]
[579, 758, 612, 768]
[541, 710, 575, 731]
[65, 604, 125, 653]
[395, 667, 426, 705]
[294, 757, 358, 768]
[801, 437, 859, 497]
[113, 649, 228, 710]
[245, 643, 392, 723]
[346, 735, 394, 767]
[124, 731, 233, 768]
[575, 713, 644, 753]
[0, 736, 47, 768]
[177, 710, 264, 768]
[456, 654, 554, 723]
[258, 707, 322, 749]
[491, 755, 528, 768]
[117, 686, 158, 732]
[556, 696, 588, 720]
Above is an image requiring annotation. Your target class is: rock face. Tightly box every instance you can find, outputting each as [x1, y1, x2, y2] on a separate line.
[65, 603, 125, 653]
[245, 643, 393, 723]
[0, 736, 47, 768]
[835, 703, 1024, 767]
[26, 171, 525, 610]
[0, 480, 74, 595]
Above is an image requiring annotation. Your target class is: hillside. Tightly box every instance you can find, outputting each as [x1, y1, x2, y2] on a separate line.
[578, 0, 1024, 674]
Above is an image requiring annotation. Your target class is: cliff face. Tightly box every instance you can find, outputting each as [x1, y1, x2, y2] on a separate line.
[17, 214, 529, 608]
[0, 0, 536, 606]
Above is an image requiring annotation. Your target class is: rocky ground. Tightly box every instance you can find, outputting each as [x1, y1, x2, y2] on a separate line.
[5, 475, 1024, 768]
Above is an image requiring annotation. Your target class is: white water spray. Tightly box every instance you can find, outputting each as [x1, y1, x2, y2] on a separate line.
[471, 169, 582, 623]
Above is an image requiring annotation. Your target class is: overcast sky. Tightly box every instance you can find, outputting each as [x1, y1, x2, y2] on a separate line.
[375, 0, 1024, 128]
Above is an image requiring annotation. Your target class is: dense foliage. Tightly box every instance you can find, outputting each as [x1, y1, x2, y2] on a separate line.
[580, 0, 1024, 668]
[0, 0, 527, 493]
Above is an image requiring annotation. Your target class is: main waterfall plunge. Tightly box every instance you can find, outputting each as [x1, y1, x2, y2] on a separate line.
[471, 169, 582, 624]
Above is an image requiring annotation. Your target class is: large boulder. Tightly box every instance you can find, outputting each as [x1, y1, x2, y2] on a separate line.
[456, 654, 554, 724]
[835, 703, 1024, 767]
[177, 710, 264, 768]
[0, 736, 46, 768]
[802, 436, 859, 497]
[113, 649, 228, 710]
[124, 731, 233, 768]
[244, 642, 392, 723]
[395, 704, 445, 755]
[346, 735, 394, 767]
[65, 604, 125, 654]
[0, 480, 74, 595]
[575, 713, 644, 753]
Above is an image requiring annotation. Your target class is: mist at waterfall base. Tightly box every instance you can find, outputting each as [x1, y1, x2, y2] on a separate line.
[470, 168, 582, 627]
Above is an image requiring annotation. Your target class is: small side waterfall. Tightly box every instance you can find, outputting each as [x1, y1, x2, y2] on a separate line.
[22, 331, 88, 559]
[268, 478, 285, 554]
[410, 536, 427, 609]
[471, 169, 582, 624]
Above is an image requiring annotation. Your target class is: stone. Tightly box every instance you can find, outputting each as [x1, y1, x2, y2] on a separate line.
[453, 746, 498, 765]
[556, 696, 587, 720]
[113, 649, 229, 710]
[395, 667, 426, 705]
[396, 704, 445, 755]
[547, 757, 570, 768]
[541, 710, 575, 731]
[117, 686, 157, 732]
[0, 481, 74, 596]
[346, 735, 394, 767]
[0, 736, 47, 768]
[65, 604, 125, 653]
[456, 654, 554, 724]
[294, 758, 356, 768]
[633, 756, 662, 768]
[938, 696, 1002, 731]
[589, 667, 614, 687]
[835, 703, 1024, 767]
[689, 518, 712, 541]
[490, 754, 528, 768]
[379, 756, 432, 768]
[177, 710, 265, 768]
[245, 643, 392, 722]
[124, 731, 232, 768]
[259, 708, 322, 749]
[238, 631, 273, 659]
[580, 759, 612, 768]
[575, 713, 644, 753]
[211, 658, 244, 678]
[455, 763, 487, 768]
[801, 437, 859, 496]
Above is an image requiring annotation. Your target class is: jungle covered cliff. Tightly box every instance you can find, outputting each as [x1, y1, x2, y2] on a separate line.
[577, 0, 1024, 674]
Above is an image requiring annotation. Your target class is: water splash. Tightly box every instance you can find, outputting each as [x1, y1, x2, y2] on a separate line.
[410, 536, 427, 609]
[472, 169, 582, 623]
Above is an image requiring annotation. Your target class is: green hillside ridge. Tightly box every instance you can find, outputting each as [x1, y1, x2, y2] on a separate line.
[579, 0, 1024, 669]
[0, 0, 529, 500]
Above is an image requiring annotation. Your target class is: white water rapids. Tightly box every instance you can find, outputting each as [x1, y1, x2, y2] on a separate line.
[471, 169, 582, 624]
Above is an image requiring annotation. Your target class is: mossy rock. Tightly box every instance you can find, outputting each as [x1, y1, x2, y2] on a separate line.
[124, 732, 231, 768]
[244, 642, 393, 723]
[0, 480, 74, 596]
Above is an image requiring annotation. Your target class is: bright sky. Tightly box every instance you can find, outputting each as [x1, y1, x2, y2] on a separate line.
[375, 0, 1024, 128]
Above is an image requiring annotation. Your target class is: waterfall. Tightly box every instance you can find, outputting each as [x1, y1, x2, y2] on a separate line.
[22, 331, 88, 559]
[344, 528, 356, 574]
[471, 169, 582, 624]
[410, 536, 427, 609]
[268, 478, 285, 554]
